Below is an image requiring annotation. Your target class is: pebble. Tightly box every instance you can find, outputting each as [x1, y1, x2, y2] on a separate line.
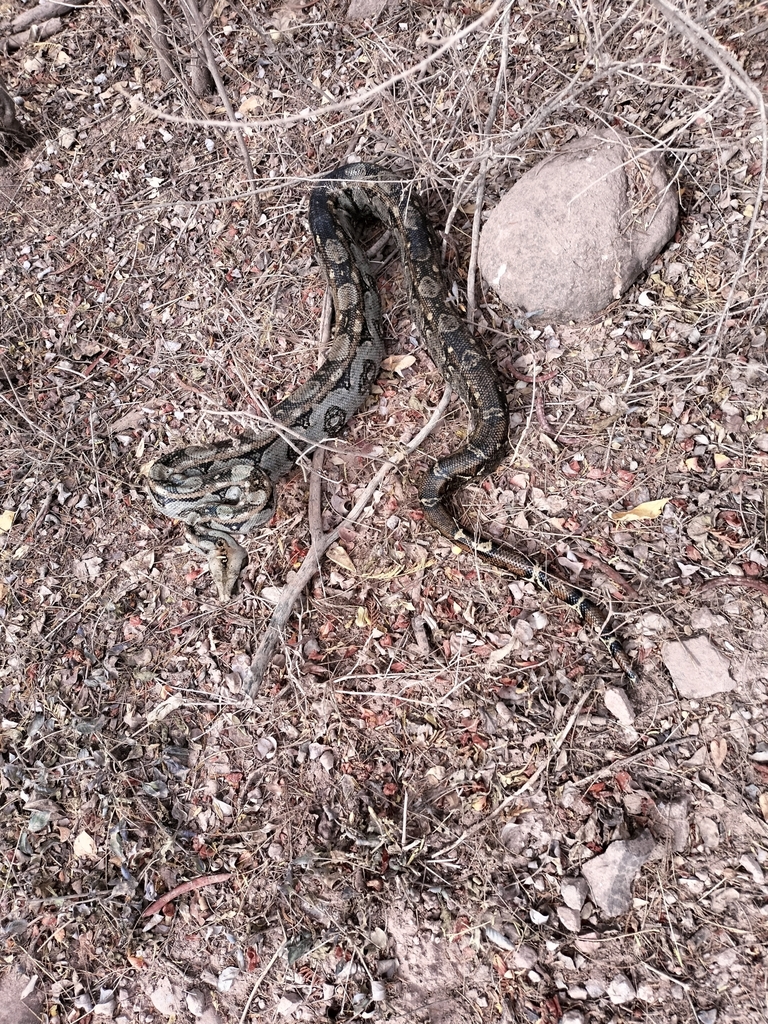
[556, 906, 581, 932]
[187, 990, 205, 1017]
[513, 945, 538, 970]
[561, 877, 588, 911]
[607, 973, 636, 1005]
[636, 981, 656, 1002]
[560, 1011, 585, 1024]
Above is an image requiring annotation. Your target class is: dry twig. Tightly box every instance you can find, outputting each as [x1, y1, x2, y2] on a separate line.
[651, 0, 768, 345]
[141, 872, 233, 917]
[116, 0, 505, 133]
[247, 388, 453, 695]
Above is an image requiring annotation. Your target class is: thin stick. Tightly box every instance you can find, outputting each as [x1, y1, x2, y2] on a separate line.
[179, 0, 259, 210]
[698, 576, 768, 599]
[431, 690, 592, 859]
[466, 6, 510, 323]
[238, 944, 285, 1024]
[141, 872, 232, 917]
[651, 0, 767, 347]
[247, 388, 452, 696]
[115, 0, 504, 134]
[144, 0, 175, 82]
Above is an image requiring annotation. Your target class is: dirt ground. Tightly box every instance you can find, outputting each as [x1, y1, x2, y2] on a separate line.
[1, 1, 767, 1022]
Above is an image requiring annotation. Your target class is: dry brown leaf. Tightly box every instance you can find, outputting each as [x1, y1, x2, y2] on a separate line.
[710, 737, 727, 768]
[238, 95, 263, 115]
[610, 498, 670, 523]
[326, 544, 356, 572]
[73, 830, 98, 860]
[0, 509, 15, 534]
[382, 353, 416, 374]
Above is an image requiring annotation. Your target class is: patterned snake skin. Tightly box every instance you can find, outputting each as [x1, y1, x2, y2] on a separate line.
[144, 162, 637, 682]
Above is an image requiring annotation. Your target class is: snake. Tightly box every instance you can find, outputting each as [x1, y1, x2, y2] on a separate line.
[144, 162, 637, 682]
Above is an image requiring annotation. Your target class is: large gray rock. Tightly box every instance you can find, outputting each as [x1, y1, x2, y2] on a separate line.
[478, 129, 679, 322]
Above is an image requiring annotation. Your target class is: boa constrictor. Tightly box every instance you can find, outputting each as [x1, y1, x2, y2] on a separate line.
[144, 162, 637, 682]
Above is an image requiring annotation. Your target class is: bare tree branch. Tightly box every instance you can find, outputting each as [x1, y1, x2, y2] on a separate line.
[143, 0, 175, 83]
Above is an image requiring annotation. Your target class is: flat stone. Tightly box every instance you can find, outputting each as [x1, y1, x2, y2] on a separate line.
[561, 876, 588, 911]
[561, 1011, 585, 1024]
[149, 979, 181, 1017]
[346, 0, 389, 20]
[636, 981, 656, 1002]
[556, 906, 581, 932]
[584, 977, 606, 998]
[0, 970, 44, 1024]
[607, 972, 636, 1005]
[604, 687, 635, 725]
[479, 128, 678, 322]
[582, 830, 655, 917]
[662, 636, 735, 697]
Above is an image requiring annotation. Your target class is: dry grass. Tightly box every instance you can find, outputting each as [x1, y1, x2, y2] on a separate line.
[1, 1, 767, 1022]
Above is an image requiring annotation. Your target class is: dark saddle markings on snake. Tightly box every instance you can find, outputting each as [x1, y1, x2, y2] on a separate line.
[144, 162, 638, 682]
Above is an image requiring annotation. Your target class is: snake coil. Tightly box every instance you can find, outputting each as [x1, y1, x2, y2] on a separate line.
[144, 163, 637, 681]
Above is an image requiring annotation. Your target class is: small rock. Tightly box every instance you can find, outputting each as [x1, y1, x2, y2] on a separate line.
[714, 948, 738, 969]
[567, 985, 588, 1000]
[662, 636, 735, 697]
[607, 973, 636, 1005]
[636, 981, 656, 1002]
[604, 687, 635, 725]
[697, 817, 720, 850]
[346, 0, 388, 20]
[276, 991, 303, 1017]
[216, 967, 240, 993]
[561, 876, 588, 911]
[582, 830, 655, 917]
[698, 1010, 717, 1024]
[512, 945, 538, 970]
[187, 990, 206, 1017]
[739, 853, 765, 884]
[657, 794, 691, 853]
[584, 977, 605, 998]
[556, 906, 581, 932]
[561, 1011, 585, 1024]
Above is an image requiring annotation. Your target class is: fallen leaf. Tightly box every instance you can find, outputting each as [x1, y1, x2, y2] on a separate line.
[146, 693, 185, 724]
[238, 95, 263, 114]
[710, 738, 727, 768]
[73, 830, 98, 860]
[382, 353, 416, 374]
[326, 544, 355, 572]
[0, 509, 15, 534]
[610, 498, 670, 523]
